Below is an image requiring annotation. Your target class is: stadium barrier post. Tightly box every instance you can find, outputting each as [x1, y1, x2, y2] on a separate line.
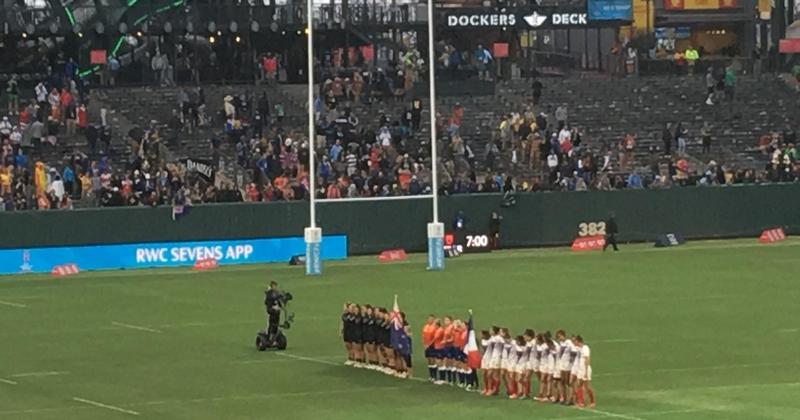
[425, 0, 443, 271]
[305, 227, 322, 275]
[304, 0, 320, 276]
[427, 222, 444, 270]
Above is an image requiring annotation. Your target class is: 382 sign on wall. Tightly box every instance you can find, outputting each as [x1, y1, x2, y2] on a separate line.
[577, 221, 607, 237]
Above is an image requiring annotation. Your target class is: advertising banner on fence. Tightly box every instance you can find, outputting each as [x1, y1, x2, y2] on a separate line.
[588, 0, 633, 21]
[0, 235, 348, 275]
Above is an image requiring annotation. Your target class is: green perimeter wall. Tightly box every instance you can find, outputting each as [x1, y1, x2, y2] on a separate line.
[2, 184, 799, 254]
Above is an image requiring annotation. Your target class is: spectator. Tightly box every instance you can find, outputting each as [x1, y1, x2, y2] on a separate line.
[723, 66, 736, 101]
[474, 44, 493, 81]
[675, 122, 688, 155]
[662, 122, 673, 155]
[555, 104, 568, 130]
[701, 122, 711, 154]
[6, 75, 19, 115]
[705, 68, 716, 105]
[531, 77, 543, 106]
[684, 46, 699, 75]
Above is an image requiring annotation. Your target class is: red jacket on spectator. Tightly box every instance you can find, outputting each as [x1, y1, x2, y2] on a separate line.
[77, 105, 88, 129]
[60, 90, 72, 109]
[263, 57, 277, 74]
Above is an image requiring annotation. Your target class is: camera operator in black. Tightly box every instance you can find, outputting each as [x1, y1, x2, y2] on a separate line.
[264, 281, 283, 339]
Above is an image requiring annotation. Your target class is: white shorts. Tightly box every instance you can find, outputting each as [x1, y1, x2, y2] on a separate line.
[553, 369, 561, 379]
[580, 366, 592, 381]
[489, 355, 501, 370]
[481, 353, 491, 368]
[531, 358, 540, 372]
[570, 362, 580, 376]
[512, 362, 526, 374]
[558, 359, 571, 372]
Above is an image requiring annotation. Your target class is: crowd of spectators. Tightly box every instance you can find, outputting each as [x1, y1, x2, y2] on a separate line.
[2, 49, 798, 212]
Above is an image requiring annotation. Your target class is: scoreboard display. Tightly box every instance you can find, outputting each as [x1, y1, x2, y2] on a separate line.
[445, 232, 493, 253]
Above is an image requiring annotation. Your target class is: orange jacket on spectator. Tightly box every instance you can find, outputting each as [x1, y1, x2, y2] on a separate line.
[34, 162, 47, 196]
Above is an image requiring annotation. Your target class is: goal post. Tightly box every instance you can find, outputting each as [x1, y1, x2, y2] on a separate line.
[304, 0, 444, 274]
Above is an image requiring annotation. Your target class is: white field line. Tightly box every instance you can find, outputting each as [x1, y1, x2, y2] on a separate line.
[577, 407, 644, 420]
[592, 338, 639, 344]
[0, 378, 17, 385]
[72, 397, 140, 416]
[0, 407, 91, 417]
[111, 322, 162, 333]
[120, 385, 412, 409]
[778, 328, 798, 333]
[548, 408, 710, 420]
[596, 361, 799, 378]
[612, 381, 800, 395]
[0, 300, 26, 308]
[9, 371, 69, 378]
[233, 355, 343, 364]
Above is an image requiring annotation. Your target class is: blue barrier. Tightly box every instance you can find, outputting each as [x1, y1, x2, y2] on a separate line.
[0, 235, 348, 275]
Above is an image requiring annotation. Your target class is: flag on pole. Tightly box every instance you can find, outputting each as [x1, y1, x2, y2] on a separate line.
[464, 311, 481, 369]
[390, 295, 411, 357]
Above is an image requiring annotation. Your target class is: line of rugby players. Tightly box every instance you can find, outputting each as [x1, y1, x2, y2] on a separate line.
[340, 303, 413, 378]
[341, 307, 595, 407]
[478, 327, 595, 407]
[421, 314, 480, 389]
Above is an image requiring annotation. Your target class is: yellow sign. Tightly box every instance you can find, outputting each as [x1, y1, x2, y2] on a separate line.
[683, 0, 717, 9]
[632, 0, 654, 32]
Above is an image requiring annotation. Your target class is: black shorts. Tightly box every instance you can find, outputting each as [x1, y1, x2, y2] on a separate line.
[363, 332, 376, 344]
[403, 354, 412, 368]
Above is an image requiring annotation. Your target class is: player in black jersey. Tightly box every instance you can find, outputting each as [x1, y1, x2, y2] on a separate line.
[341, 303, 354, 365]
[363, 305, 379, 369]
[352, 305, 366, 367]
[378, 307, 395, 374]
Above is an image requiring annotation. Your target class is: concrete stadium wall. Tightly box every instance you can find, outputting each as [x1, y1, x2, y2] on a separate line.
[2, 184, 799, 254]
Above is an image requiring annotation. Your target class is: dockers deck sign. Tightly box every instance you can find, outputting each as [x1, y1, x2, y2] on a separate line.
[443, 7, 627, 29]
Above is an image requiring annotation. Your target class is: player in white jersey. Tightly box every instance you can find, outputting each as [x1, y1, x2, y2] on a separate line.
[547, 336, 559, 401]
[510, 335, 527, 399]
[483, 327, 503, 396]
[500, 329, 515, 397]
[520, 329, 536, 400]
[556, 330, 572, 404]
[574, 335, 595, 408]
[479, 330, 492, 395]
[539, 334, 558, 402]
[567, 334, 581, 406]
[534, 334, 549, 401]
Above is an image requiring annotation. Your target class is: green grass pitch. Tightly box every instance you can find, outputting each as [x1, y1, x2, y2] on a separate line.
[1, 238, 799, 420]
